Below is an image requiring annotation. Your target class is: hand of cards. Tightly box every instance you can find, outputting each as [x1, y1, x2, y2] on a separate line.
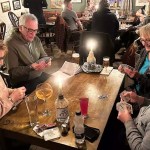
[36, 56, 52, 64]
[120, 64, 135, 71]
[116, 101, 133, 114]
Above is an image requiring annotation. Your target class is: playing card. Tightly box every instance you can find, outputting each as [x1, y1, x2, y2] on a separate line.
[120, 91, 130, 102]
[116, 102, 133, 114]
[120, 64, 134, 71]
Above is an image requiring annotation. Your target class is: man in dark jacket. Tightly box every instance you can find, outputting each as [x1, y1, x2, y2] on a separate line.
[92, 0, 119, 40]
[23, 0, 47, 25]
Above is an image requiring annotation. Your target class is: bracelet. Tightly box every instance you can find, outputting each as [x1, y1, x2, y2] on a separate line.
[8, 96, 15, 104]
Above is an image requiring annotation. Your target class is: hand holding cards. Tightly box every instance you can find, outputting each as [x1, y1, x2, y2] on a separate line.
[36, 57, 52, 64]
[116, 101, 133, 114]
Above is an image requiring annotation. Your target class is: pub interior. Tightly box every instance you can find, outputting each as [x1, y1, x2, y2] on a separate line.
[0, 0, 150, 150]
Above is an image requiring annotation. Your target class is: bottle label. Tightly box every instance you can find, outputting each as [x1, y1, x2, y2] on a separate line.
[56, 107, 69, 121]
[75, 133, 85, 139]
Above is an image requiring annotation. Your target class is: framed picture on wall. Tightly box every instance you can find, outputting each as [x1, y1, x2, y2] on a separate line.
[12, 0, 21, 10]
[136, 0, 148, 6]
[72, 0, 82, 2]
[1, 1, 11, 13]
[50, 0, 63, 9]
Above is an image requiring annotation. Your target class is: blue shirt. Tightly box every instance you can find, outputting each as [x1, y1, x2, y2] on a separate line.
[136, 55, 150, 91]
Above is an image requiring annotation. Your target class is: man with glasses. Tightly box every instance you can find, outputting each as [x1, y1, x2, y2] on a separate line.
[6, 13, 51, 94]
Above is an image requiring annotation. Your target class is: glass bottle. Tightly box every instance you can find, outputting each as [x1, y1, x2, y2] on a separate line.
[74, 111, 85, 149]
[55, 94, 69, 124]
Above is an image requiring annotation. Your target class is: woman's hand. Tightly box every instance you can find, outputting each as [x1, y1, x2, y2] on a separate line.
[122, 91, 144, 105]
[118, 64, 138, 78]
[117, 106, 132, 123]
[9, 87, 26, 103]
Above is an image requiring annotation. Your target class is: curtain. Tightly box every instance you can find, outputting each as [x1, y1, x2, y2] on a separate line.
[121, 0, 133, 16]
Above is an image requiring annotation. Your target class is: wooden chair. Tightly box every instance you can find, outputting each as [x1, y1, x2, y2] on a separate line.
[8, 12, 19, 28]
[0, 22, 6, 40]
[79, 31, 114, 65]
[37, 24, 55, 52]
[55, 15, 79, 53]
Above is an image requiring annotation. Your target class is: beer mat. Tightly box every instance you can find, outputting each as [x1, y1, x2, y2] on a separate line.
[100, 67, 113, 75]
[33, 125, 61, 141]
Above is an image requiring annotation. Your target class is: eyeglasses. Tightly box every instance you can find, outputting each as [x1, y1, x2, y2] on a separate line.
[23, 26, 38, 34]
[140, 38, 150, 45]
[0, 57, 4, 60]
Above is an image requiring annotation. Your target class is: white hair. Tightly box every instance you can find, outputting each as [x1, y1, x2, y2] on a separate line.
[19, 13, 38, 26]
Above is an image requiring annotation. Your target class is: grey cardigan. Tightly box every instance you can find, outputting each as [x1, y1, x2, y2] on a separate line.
[125, 98, 150, 150]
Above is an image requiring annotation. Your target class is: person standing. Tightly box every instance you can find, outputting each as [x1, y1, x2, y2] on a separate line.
[6, 13, 51, 94]
[23, 0, 48, 25]
[92, 0, 119, 40]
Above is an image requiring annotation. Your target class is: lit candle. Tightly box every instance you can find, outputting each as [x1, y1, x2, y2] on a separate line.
[58, 77, 62, 94]
[62, 4, 65, 10]
[86, 39, 97, 63]
[95, 4, 99, 10]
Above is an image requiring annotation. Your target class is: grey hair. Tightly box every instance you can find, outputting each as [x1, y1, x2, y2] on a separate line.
[139, 23, 150, 38]
[19, 13, 38, 26]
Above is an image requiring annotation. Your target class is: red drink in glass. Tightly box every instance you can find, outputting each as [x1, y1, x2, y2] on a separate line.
[80, 98, 89, 118]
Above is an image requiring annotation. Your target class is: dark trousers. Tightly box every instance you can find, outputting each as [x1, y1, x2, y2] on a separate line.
[12, 72, 50, 95]
[69, 30, 82, 53]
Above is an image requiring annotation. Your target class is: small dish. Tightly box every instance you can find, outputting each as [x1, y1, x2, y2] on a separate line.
[81, 62, 102, 73]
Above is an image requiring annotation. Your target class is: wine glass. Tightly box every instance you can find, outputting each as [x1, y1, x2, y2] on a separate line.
[35, 82, 53, 116]
[103, 56, 110, 72]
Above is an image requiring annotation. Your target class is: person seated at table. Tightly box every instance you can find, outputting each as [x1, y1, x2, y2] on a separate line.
[6, 13, 51, 95]
[62, 0, 83, 31]
[136, 0, 150, 24]
[0, 40, 26, 119]
[118, 23, 150, 98]
[117, 91, 150, 150]
[61, 0, 83, 52]
[82, 0, 96, 18]
[91, 0, 119, 40]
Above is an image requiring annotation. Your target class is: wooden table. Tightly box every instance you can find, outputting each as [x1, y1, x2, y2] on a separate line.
[0, 70, 124, 150]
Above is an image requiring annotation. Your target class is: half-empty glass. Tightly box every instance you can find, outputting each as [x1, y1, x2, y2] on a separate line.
[25, 95, 38, 127]
[72, 53, 80, 64]
[103, 56, 110, 72]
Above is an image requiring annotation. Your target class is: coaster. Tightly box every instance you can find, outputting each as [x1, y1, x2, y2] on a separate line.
[100, 67, 113, 75]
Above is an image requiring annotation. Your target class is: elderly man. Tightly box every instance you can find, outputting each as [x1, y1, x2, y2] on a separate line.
[6, 13, 51, 94]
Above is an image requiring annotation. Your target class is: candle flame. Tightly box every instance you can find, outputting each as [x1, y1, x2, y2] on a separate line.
[86, 38, 97, 52]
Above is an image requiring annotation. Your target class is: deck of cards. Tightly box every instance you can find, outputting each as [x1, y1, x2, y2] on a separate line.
[120, 64, 135, 71]
[116, 101, 133, 114]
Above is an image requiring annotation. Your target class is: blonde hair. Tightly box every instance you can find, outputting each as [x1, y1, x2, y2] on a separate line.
[0, 40, 8, 55]
[139, 23, 150, 38]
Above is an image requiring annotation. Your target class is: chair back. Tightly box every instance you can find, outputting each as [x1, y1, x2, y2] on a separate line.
[0, 70, 11, 88]
[79, 31, 114, 65]
[0, 22, 6, 40]
[8, 12, 19, 28]
[55, 15, 70, 52]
